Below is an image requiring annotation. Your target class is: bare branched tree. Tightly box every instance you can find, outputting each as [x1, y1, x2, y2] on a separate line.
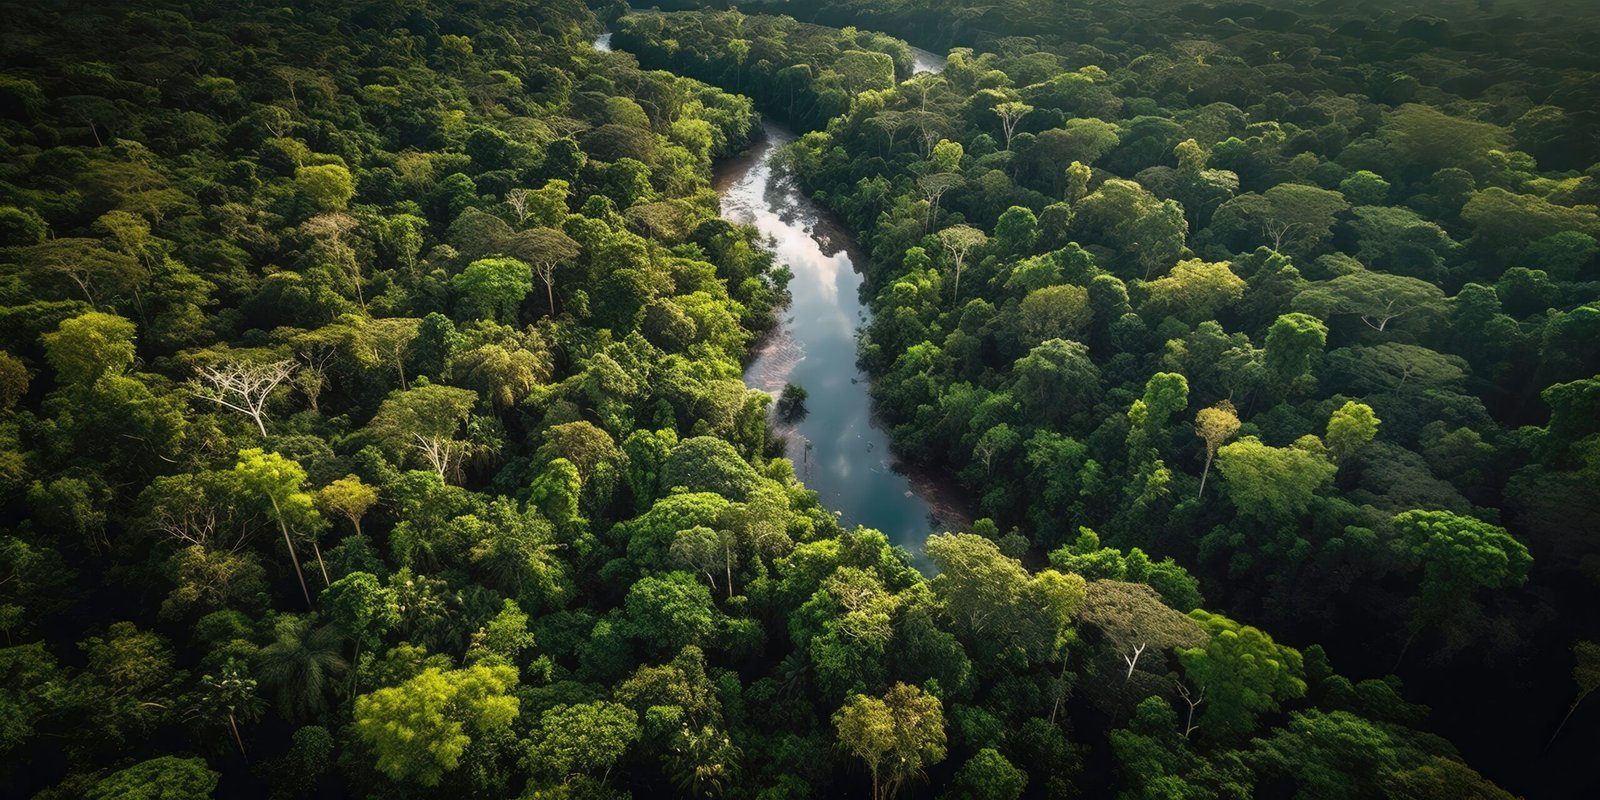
[937, 224, 988, 303]
[1123, 641, 1147, 680]
[1177, 683, 1205, 738]
[194, 358, 299, 437]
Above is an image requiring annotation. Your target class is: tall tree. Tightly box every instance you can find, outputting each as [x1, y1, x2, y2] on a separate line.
[1194, 401, 1240, 499]
[193, 357, 298, 438]
[254, 615, 348, 723]
[834, 683, 947, 800]
[234, 449, 326, 607]
[937, 225, 988, 304]
[367, 385, 483, 482]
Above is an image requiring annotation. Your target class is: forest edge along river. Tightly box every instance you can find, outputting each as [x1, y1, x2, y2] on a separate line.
[596, 31, 966, 564]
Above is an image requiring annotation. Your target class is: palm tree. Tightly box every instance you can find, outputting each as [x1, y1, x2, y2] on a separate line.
[200, 658, 264, 761]
[255, 615, 348, 723]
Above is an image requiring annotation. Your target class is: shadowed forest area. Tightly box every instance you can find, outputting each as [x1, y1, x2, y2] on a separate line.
[0, 1, 1597, 798]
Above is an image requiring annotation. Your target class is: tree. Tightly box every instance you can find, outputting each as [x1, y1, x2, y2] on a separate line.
[526, 701, 640, 783]
[918, 172, 964, 231]
[661, 436, 762, 501]
[25, 238, 140, 308]
[1210, 183, 1349, 258]
[938, 225, 988, 303]
[1330, 343, 1467, 392]
[234, 449, 326, 607]
[1347, 206, 1457, 280]
[295, 163, 355, 212]
[1264, 312, 1327, 387]
[1551, 641, 1600, 744]
[1073, 179, 1188, 279]
[941, 747, 1027, 800]
[834, 683, 947, 800]
[353, 664, 519, 787]
[1216, 437, 1336, 522]
[504, 227, 580, 315]
[835, 49, 896, 93]
[1178, 611, 1306, 740]
[1462, 188, 1600, 261]
[1325, 401, 1380, 464]
[1293, 272, 1446, 333]
[301, 212, 366, 309]
[368, 384, 482, 482]
[41, 311, 136, 386]
[200, 657, 264, 760]
[1139, 258, 1246, 324]
[537, 420, 621, 484]
[623, 572, 717, 656]
[453, 257, 533, 323]
[193, 357, 298, 438]
[469, 500, 569, 610]
[1247, 710, 1410, 800]
[925, 533, 1082, 664]
[1019, 284, 1092, 342]
[255, 615, 347, 723]
[1390, 510, 1531, 660]
[71, 621, 187, 755]
[1109, 696, 1251, 799]
[318, 475, 377, 538]
[1380, 103, 1511, 178]
[87, 756, 219, 800]
[671, 525, 735, 596]
[1194, 401, 1240, 499]
[320, 572, 399, 694]
[361, 316, 422, 390]
[1011, 338, 1101, 427]
[992, 101, 1033, 150]
[1339, 170, 1391, 206]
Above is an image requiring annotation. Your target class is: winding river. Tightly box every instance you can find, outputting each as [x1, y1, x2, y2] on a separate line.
[597, 30, 964, 561]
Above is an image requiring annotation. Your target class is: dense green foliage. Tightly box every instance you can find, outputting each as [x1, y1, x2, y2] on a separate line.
[0, 0, 1595, 798]
[616, 1, 1600, 797]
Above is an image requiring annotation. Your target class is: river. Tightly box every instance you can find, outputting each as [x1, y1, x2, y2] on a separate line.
[718, 125, 966, 563]
[595, 29, 962, 561]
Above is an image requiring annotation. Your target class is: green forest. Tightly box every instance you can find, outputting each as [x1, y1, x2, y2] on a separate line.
[1, 0, 1597, 798]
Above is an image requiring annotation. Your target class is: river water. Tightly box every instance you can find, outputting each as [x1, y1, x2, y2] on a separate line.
[910, 45, 946, 75]
[716, 125, 966, 563]
[595, 29, 962, 560]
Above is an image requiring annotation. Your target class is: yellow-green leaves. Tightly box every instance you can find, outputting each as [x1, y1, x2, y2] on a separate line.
[353, 664, 519, 786]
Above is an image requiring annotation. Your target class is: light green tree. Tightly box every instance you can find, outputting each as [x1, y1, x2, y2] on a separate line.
[1216, 437, 1336, 522]
[1325, 401, 1380, 464]
[834, 683, 947, 800]
[353, 664, 520, 786]
[452, 257, 533, 323]
[526, 701, 640, 783]
[317, 475, 378, 538]
[42, 311, 137, 386]
[234, 449, 326, 606]
[1178, 610, 1306, 740]
[1194, 401, 1240, 499]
